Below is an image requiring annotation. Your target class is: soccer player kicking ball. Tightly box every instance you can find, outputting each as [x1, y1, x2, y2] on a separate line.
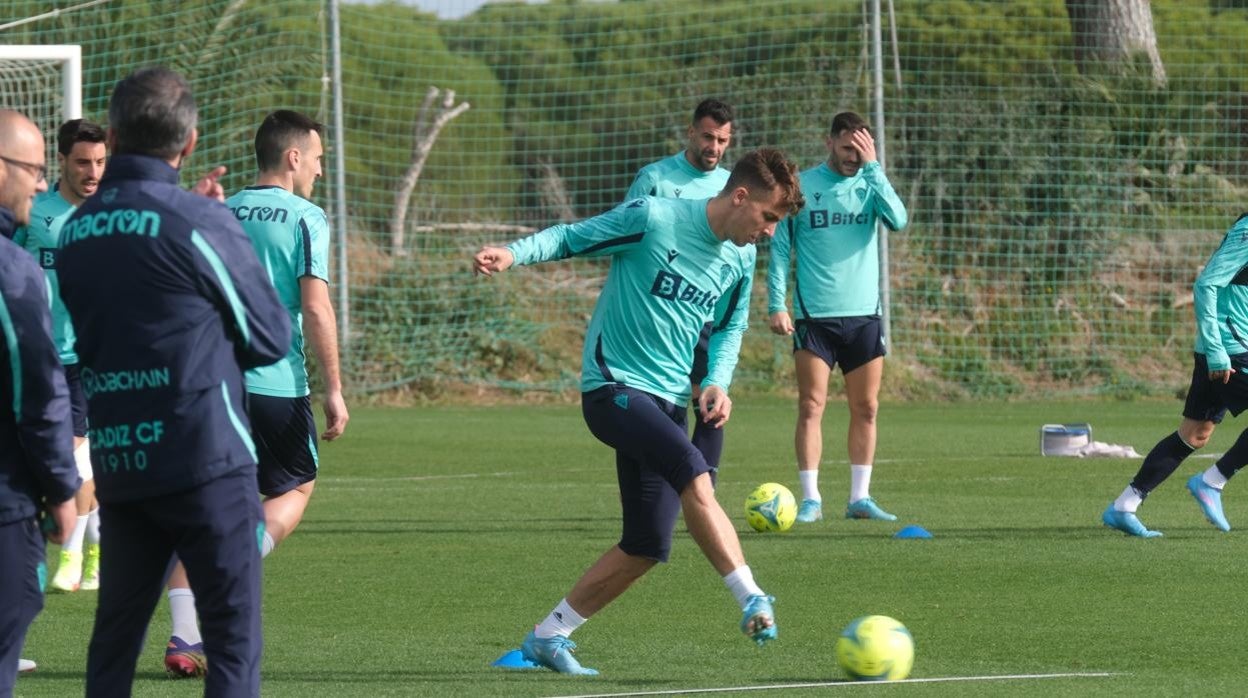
[162, 110, 349, 677]
[1103, 213, 1248, 537]
[474, 148, 804, 675]
[767, 111, 908, 524]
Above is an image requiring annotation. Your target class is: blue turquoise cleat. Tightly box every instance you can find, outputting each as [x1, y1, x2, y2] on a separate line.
[1101, 504, 1162, 538]
[845, 497, 898, 521]
[740, 594, 777, 646]
[795, 498, 823, 523]
[520, 630, 599, 676]
[1187, 474, 1231, 532]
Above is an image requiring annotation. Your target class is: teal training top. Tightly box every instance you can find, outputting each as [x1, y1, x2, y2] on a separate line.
[13, 187, 78, 364]
[767, 161, 907, 318]
[1194, 214, 1248, 370]
[626, 152, 730, 201]
[506, 196, 754, 406]
[226, 186, 330, 397]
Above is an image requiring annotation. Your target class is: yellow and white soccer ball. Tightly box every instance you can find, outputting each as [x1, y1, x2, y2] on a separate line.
[743, 482, 797, 532]
[835, 615, 914, 681]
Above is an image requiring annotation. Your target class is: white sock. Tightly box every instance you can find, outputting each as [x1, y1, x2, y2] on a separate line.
[63, 514, 88, 553]
[722, 565, 765, 610]
[534, 598, 587, 639]
[260, 530, 276, 558]
[168, 588, 201, 644]
[1203, 466, 1229, 490]
[85, 508, 100, 545]
[73, 440, 92, 480]
[798, 470, 820, 502]
[1114, 485, 1143, 513]
[849, 465, 872, 503]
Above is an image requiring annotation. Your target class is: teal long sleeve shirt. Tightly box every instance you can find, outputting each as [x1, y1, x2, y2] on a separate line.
[767, 161, 907, 319]
[507, 196, 754, 406]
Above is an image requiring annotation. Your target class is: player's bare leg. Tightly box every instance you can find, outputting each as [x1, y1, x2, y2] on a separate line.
[794, 350, 830, 522]
[262, 480, 316, 552]
[680, 473, 776, 643]
[844, 357, 893, 520]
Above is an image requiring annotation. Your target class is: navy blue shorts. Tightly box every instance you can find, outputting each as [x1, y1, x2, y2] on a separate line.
[582, 385, 712, 562]
[689, 323, 713, 386]
[1182, 353, 1248, 423]
[793, 316, 886, 373]
[65, 363, 88, 437]
[247, 394, 319, 497]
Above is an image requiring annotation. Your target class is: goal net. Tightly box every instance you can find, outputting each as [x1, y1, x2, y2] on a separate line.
[0, 45, 81, 182]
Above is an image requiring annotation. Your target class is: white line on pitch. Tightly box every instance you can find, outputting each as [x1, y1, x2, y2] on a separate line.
[323, 468, 602, 483]
[542, 672, 1119, 698]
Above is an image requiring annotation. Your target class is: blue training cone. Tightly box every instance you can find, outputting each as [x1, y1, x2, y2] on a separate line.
[492, 649, 541, 669]
[894, 524, 933, 539]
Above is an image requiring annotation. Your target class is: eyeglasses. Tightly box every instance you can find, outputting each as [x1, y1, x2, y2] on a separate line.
[0, 155, 47, 183]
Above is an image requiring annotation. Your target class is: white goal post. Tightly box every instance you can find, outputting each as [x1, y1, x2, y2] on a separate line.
[0, 44, 82, 173]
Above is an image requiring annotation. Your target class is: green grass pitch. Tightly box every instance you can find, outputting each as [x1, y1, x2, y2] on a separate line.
[18, 398, 1248, 696]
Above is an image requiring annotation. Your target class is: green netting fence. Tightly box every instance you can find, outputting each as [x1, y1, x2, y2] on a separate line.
[4, 0, 1247, 399]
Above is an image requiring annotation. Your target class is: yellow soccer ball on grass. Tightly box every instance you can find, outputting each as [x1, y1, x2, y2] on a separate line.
[743, 482, 796, 532]
[835, 615, 914, 681]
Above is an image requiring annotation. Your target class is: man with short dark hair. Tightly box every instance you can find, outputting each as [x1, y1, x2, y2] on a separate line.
[162, 109, 348, 677]
[14, 118, 107, 594]
[58, 67, 290, 698]
[475, 147, 804, 676]
[626, 98, 735, 484]
[0, 108, 80, 697]
[767, 111, 908, 524]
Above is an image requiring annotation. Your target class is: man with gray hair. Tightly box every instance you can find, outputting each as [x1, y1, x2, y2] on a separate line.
[58, 67, 290, 697]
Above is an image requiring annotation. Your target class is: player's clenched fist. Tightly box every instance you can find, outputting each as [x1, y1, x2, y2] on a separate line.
[473, 246, 515, 277]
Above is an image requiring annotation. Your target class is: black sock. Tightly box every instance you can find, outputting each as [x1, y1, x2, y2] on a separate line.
[1215, 427, 1248, 480]
[691, 412, 724, 488]
[1130, 431, 1195, 495]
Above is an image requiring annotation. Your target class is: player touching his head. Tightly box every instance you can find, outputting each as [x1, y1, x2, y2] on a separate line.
[626, 98, 735, 485]
[475, 148, 804, 676]
[767, 111, 908, 524]
[162, 109, 348, 677]
[1103, 213, 1248, 537]
[14, 118, 107, 594]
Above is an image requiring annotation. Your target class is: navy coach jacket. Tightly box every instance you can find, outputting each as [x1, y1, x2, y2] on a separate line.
[0, 206, 80, 525]
[58, 155, 290, 504]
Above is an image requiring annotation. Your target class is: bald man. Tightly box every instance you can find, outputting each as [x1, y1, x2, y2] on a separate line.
[0, 109, 81, 695]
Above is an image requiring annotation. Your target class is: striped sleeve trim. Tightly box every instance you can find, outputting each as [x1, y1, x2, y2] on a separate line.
[714, 276, 747, 332]
[578, 231, 645, 255]
[298, 218, 313, 277]
[190, 230, 251, 348]
[221, 380, 257, 463]
[0, 293, 21, 414]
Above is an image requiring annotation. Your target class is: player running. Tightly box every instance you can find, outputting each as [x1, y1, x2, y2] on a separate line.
[162, 109, 348, 677]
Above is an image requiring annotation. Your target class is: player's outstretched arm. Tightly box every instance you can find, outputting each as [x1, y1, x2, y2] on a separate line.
[473, 246, 515, 277]
[300, 276, 348, 441]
